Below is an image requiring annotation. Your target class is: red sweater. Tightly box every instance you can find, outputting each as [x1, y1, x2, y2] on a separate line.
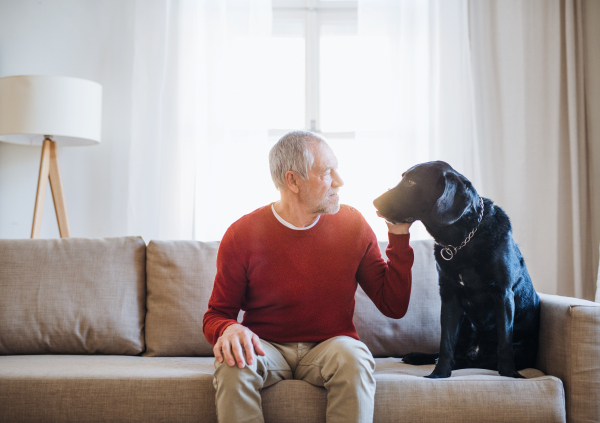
[203, 204, 414, 345]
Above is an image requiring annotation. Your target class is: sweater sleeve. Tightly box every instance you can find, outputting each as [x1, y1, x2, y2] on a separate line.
[355, 219, 414, 319]
[202, 227, 248, 345]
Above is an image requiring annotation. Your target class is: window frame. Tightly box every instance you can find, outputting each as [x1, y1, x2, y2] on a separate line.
[271, 0, 358, 139]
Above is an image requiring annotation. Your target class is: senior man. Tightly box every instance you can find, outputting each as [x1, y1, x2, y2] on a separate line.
[203, 130, 414, 423]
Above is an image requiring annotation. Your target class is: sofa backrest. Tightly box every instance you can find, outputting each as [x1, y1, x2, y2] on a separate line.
[356, 240, 441, 357]
[0, 236, 441, 357]
[144, 238, 441, 357]
[0, 237, 146, 355]
[144, 240, 221, 356]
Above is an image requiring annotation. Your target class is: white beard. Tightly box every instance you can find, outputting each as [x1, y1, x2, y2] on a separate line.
[310, 191, 340, 215]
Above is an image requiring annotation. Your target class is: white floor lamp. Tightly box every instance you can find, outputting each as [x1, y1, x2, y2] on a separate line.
[0, 75, 102, 238]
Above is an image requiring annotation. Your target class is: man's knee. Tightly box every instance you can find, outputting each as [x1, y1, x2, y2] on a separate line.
[213, 359, 265, 391]
[329, 337, 375, 363]
[325, 336, 376, 376]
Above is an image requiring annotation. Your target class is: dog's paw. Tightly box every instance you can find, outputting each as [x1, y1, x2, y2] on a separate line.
[424, 369, 451, 379]
[402, 352, 438, 366]
[498, 362, 526, 378]
[498, 370, 525, 379]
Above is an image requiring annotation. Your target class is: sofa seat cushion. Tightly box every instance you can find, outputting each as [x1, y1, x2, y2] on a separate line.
[0, 355, 564, 423]
[371, 358, 565, 423]
[0, 355, 218, 423]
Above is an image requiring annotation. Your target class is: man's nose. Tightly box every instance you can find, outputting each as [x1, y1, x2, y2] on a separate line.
[333, 170, 344, 187]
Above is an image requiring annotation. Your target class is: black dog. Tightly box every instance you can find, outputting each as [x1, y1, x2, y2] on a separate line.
[373, 161, 539, 379]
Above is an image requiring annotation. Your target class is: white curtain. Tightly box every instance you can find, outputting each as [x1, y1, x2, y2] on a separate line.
[353, 0, 480, 242]
[126, 0, 596, 300]
[468, 0, 594, 300]
[128, 0, 273, 242]
[356, 0, 595, 300]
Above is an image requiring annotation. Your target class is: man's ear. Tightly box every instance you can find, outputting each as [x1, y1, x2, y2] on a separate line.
[431, 172, 472, 225]
[285, 171, 300, 194]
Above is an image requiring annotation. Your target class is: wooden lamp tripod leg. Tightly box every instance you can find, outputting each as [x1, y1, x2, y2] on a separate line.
[31, 138, 71, 238]
[48, 140, 70, 237]
[31, 139, 51, 238]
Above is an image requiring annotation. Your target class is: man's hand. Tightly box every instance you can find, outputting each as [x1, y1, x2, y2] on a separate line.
[214, 323, 266, 368]
[376, 211, 412, 235]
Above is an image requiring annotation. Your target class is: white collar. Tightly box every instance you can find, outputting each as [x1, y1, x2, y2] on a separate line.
[271, 203, 320, 230]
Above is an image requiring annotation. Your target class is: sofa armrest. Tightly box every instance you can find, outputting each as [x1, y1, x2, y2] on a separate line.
[536, 293, 600, 423]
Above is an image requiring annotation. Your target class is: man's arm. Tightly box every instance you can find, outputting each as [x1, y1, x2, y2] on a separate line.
[355, 214, 414, 318]
[203, 228, 265, 368]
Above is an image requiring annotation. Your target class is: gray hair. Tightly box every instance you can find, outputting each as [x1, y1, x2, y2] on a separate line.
[269, 130, 327, 191]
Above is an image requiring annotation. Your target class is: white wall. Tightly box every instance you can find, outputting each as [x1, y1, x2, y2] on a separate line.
[0, 0, 135, 239]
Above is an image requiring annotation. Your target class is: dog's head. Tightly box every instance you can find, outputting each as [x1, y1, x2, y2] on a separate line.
[373, 161, 479, 226]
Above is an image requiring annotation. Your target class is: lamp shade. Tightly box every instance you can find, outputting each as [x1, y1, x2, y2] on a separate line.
[0, 75, 102, 146]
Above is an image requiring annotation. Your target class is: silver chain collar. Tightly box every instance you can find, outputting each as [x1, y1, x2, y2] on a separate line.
[440, 197, 485, 261]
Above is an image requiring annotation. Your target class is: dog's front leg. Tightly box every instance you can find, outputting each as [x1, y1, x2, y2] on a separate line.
[492, 288, 524, 378]
[426, 292, 463, 379]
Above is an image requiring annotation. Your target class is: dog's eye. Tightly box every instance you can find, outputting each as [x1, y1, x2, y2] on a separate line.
[406, 180, 416, 187]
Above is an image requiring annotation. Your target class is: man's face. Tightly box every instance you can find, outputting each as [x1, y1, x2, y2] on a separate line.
[299, 142, 344, 214]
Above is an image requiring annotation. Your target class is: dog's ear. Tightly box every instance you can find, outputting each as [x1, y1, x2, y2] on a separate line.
[432, 172, 472, 225]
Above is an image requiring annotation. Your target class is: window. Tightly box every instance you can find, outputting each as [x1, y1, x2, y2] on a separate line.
[270, 0, 358, 138]
[265, 1, 420, 242]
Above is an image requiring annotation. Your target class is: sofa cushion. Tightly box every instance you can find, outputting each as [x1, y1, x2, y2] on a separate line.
[0, 355, 565, 423]
[370, 359, 565, 423]
[144, 240, 221, 356]
[0, 237, 146, 355]
[0, 355, 217, 423]
[354, 239, 441, 357]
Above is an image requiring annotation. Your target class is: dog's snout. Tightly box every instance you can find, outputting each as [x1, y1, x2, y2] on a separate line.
[373, 193, 385, 210]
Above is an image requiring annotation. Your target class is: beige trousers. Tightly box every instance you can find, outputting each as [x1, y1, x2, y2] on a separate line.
[213, 335, 376, 423]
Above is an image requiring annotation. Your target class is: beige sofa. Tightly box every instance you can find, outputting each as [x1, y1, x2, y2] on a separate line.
[0, 236, 598, 423]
